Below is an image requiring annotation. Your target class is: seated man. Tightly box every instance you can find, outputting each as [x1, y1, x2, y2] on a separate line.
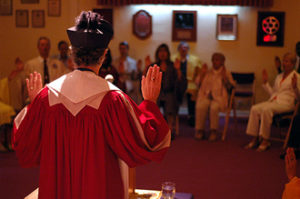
[194, 53, 235, 141]
[245, 52, 300, 152]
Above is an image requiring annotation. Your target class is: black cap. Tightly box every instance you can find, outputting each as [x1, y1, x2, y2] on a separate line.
[67, 11, 113, 49]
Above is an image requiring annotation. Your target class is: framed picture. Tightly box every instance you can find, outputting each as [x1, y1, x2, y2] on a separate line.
[172, 10, 197, 42]
[92, 8, 113, 26]
[132, 10, 152, 40]
[216, 14, 238, 41]
[16, 10, 29, 28]
[48, 0, 60, 17]
[21, 0, 39, 3]
[0, 0, 12, 16]
[257, 11, 285, 47]
[32, 10, 45, 28]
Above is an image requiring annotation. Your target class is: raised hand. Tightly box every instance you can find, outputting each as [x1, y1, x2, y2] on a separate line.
[285, 148, 297, 181]
[174, 58, 181, 70]
[137, 59, 142, 72]
[141, 64, 162, 103]
[200, 63, 208, 77]
[145, 55, 151, 67]
[262, 69, 268, 84]
[26, 72, 43, 102]
[221, 66, 227, 80]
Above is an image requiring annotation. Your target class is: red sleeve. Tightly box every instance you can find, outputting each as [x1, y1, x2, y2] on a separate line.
[12, 88, 48, 167]
[101, 91, 170, 168]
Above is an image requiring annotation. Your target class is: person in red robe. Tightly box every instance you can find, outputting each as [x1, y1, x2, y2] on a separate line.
[12, 11, 170, 199]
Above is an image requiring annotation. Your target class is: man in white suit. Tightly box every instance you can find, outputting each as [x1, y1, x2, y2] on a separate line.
[245, 52, 300, 151]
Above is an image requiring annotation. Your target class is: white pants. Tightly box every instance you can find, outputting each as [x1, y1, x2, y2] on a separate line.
[195, 98, 220, 130]
[246, 101, 293, 139]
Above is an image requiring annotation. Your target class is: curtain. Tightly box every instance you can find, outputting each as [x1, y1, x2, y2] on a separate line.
[97, 0, 273, 7]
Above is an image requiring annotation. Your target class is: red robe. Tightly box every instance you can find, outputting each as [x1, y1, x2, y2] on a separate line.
[12, 70, 170, 199]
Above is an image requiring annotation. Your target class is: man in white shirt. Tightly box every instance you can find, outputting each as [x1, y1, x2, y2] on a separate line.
[113, 41, 142, 104]
[24, 37, 66, 84]
[245, 53, 300, 152]
[17, 37, 66, 106]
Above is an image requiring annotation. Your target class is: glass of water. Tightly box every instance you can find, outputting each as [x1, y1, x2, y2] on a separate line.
[161, 181, 176, 199]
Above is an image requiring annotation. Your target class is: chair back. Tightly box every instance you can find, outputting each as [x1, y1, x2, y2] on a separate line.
[231, 72, 255, 84]
[231, 72, 255, 102]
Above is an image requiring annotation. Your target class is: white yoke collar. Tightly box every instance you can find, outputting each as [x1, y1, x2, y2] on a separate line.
[47, 70, 119, 116]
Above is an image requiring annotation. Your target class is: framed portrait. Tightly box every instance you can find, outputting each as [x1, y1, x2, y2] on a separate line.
[21, 0, 39, 3]
[172, 10, 197, 42]
[257, 11, 285, 47]
[132, 10, 152, 40]
[16, 10, 29, 28]
[48, 0, 60, 17]
[0, 0, 12, 16]
[216, 14, 238, 41]
[32, 10, 45, 28]
[92, 8, 113, 26]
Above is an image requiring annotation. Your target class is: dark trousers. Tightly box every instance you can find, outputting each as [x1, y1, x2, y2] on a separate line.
[187, 93, 195, 126]
[287, 114, 300, 148]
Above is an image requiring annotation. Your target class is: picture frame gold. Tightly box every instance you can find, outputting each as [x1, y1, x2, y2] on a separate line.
[32, 10, 45, 28]
[16, 10, 29, 28]
[216, 14, 238, 41]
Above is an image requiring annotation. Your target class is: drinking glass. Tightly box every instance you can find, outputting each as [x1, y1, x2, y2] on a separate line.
[161, 181, 176, 199]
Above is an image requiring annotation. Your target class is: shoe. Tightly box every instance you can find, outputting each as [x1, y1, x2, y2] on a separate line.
[194, 130, 204, 140]
[208, 131, 217, 142]
[244, 138, 259, 149]
[256, 141, 271, 152]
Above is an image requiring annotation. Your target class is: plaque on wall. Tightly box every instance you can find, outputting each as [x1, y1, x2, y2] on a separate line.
[48, 0, 61, 17]
[132, 10, 152, 40]
[0, 0, 12, 16]
[172, 10, 197, 42]
[16, 10, 28, 28]
[32, 10, 45, 28]
[257, 11, 285, 47]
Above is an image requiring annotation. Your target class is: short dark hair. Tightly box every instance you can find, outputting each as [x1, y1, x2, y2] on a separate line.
[212, 52, 225, 62]
[72, 47, 106, 66]
[58, 40, 68, 49]
[37, 36, 50, 46]
[119, 41, 129, 49]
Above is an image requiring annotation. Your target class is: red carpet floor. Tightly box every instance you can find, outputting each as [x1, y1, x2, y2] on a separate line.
[1, 116, 299, 199]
